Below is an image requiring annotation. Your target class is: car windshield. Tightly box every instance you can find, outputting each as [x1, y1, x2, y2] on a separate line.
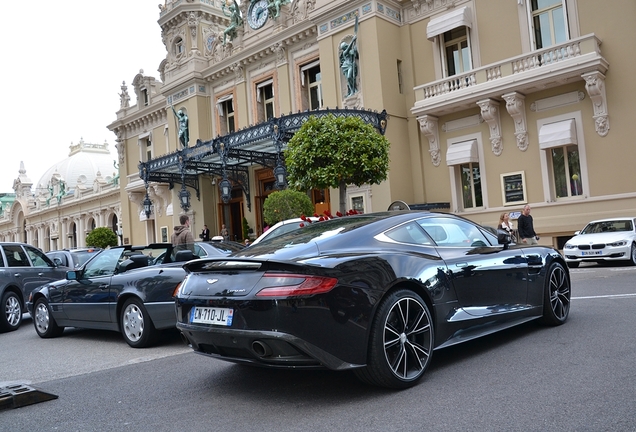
[580, 220, 633, 234]
[253, 216, 377, 248]
[205, 242, 244, 254]
[72, 249, 101, 266]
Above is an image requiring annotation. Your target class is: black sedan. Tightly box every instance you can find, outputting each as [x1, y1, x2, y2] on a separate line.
[174, 211, 571, 388]
[28, 243, 193, 348]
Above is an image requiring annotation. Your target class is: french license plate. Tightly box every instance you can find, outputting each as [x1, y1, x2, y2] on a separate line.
[190, 306, 233, 326]
[581, 251, 602, 256]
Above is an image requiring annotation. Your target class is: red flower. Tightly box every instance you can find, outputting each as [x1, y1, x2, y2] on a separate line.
[336, 211, 343, 217]
[299, 223, 305, 228]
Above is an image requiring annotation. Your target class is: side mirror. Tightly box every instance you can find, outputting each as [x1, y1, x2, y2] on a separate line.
[66, 270, 79, 281]
[53, 257, 63, 266]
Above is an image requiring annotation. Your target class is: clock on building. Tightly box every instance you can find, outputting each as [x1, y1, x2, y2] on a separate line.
[248, 0, 269, 30]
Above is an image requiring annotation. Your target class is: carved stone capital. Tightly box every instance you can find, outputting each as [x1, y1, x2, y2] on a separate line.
[417, 115, 441, 167]
[582, 71, 609, 137]
[477, 98, 503, 156]
[502, 92, 528, 151]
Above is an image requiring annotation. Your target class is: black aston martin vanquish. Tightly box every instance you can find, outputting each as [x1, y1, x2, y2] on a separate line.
[175, 211, 570, 389]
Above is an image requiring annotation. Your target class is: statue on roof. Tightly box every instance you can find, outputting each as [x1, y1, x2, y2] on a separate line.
[339, 15, 360, 98]
[222, 0, 242, 45]
[171, 105, 189, 148]
[267, 0, 290, 19]
[119, 81, 130, 109]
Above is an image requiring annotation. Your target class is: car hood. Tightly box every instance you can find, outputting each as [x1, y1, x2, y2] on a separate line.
[567, 232, 632, 245]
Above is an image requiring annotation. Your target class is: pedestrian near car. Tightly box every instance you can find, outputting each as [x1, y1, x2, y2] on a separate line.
[201, 224, 210, 241]
[219, 224, 229, 241]
[517, 205, 539, 245]
[172, 214, 195, 253]
[498, 212, 516, 242]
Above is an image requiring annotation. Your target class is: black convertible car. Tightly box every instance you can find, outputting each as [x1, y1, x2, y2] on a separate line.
[27, 243, 195, 348]
[175, 211, 571, 388]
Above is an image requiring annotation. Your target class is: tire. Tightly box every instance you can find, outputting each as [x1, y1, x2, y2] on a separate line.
[1, 291, 22, 332]
[566, 262, 579, 268]
[539, 262, 571, 326]
[354, 289, 434, 389]
[33, 298, 65, 338]
[629, 243, 636, 266]
[120, 298, 157, 348]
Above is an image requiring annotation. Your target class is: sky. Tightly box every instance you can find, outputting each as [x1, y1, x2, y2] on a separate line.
[0, 1, 167, 192]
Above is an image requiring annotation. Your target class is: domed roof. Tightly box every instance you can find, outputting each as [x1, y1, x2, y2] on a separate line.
[36, 139, 116, 191]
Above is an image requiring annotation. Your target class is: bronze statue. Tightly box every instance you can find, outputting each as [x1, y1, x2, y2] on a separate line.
[222, 0, 242, 45]
[339, 16, 359, 97]
[267, 0, 289, 19]
[171, 105, 189, 148]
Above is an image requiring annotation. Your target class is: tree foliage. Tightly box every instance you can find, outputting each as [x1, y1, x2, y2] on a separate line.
[262, 189, 315, 225]
[285, 114, 390, 212]
[86, 227, 119, 248]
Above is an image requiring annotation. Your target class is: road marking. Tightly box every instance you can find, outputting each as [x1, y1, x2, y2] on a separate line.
[572, 293, 636, 300]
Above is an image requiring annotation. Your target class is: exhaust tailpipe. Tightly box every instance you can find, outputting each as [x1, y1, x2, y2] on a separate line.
[251, 340, 272, 357]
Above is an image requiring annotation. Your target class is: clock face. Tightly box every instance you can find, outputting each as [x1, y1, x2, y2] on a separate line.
[248, 0, 269, 30]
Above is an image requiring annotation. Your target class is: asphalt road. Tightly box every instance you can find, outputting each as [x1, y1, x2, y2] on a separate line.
[2, 263, 636, 432]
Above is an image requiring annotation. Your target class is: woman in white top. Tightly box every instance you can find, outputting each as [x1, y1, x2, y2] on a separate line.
[498, 212, 516, 242]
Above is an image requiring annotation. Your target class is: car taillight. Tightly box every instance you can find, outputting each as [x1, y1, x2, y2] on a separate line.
[255, 274, 338, 297]
[172, 281, 183, 298]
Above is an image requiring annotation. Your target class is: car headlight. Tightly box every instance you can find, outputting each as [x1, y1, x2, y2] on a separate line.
[607, 240, 627, 247]
[564, 243, 576, 249]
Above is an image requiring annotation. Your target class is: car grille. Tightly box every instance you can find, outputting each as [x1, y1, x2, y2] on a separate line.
[577, 244, 606, 250]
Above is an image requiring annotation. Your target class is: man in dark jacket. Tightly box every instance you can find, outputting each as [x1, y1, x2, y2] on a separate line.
[171, 214, 195, 253]
[517, 205, 539, 245]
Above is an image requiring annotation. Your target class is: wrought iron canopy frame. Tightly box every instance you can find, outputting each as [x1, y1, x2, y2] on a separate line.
[139, 107, 389, 212]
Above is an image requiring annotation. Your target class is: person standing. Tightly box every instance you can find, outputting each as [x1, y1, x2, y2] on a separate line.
[201, 224, 210, 241]
[171, 214, 195, 253]
[498, 212, 516, 242]
[219, 224, 229, 241]
[517, 205, 538, 245]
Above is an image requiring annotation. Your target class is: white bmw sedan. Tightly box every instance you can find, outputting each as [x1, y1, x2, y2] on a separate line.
[563, 217, 636, 268]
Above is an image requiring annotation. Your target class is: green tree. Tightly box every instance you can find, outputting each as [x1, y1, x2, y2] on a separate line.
[263, 189, 315, 225]
[242, 217, 250, 240]
[285, 114, 390, 213]
[86, 227, 119, 248]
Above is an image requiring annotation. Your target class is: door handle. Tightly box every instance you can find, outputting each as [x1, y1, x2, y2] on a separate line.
[99, 285, 109, 290]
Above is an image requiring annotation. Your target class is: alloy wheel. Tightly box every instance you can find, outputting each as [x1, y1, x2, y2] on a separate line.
[122, 303, 145, 342]
[383, 297, 433, 381]
[5, 295, 20, 327]
[548, 264, 570, 320]
[34, 301, 51, 334]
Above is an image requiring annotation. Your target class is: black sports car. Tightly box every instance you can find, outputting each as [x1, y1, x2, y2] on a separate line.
[175, 211, 571, 388]
[27, 243, 194, 348]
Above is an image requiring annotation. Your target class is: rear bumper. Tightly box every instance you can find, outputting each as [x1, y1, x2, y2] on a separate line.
[177, 322, 363, 371]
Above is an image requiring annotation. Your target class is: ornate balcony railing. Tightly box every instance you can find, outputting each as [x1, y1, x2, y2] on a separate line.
[412, 34, 608, 116]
